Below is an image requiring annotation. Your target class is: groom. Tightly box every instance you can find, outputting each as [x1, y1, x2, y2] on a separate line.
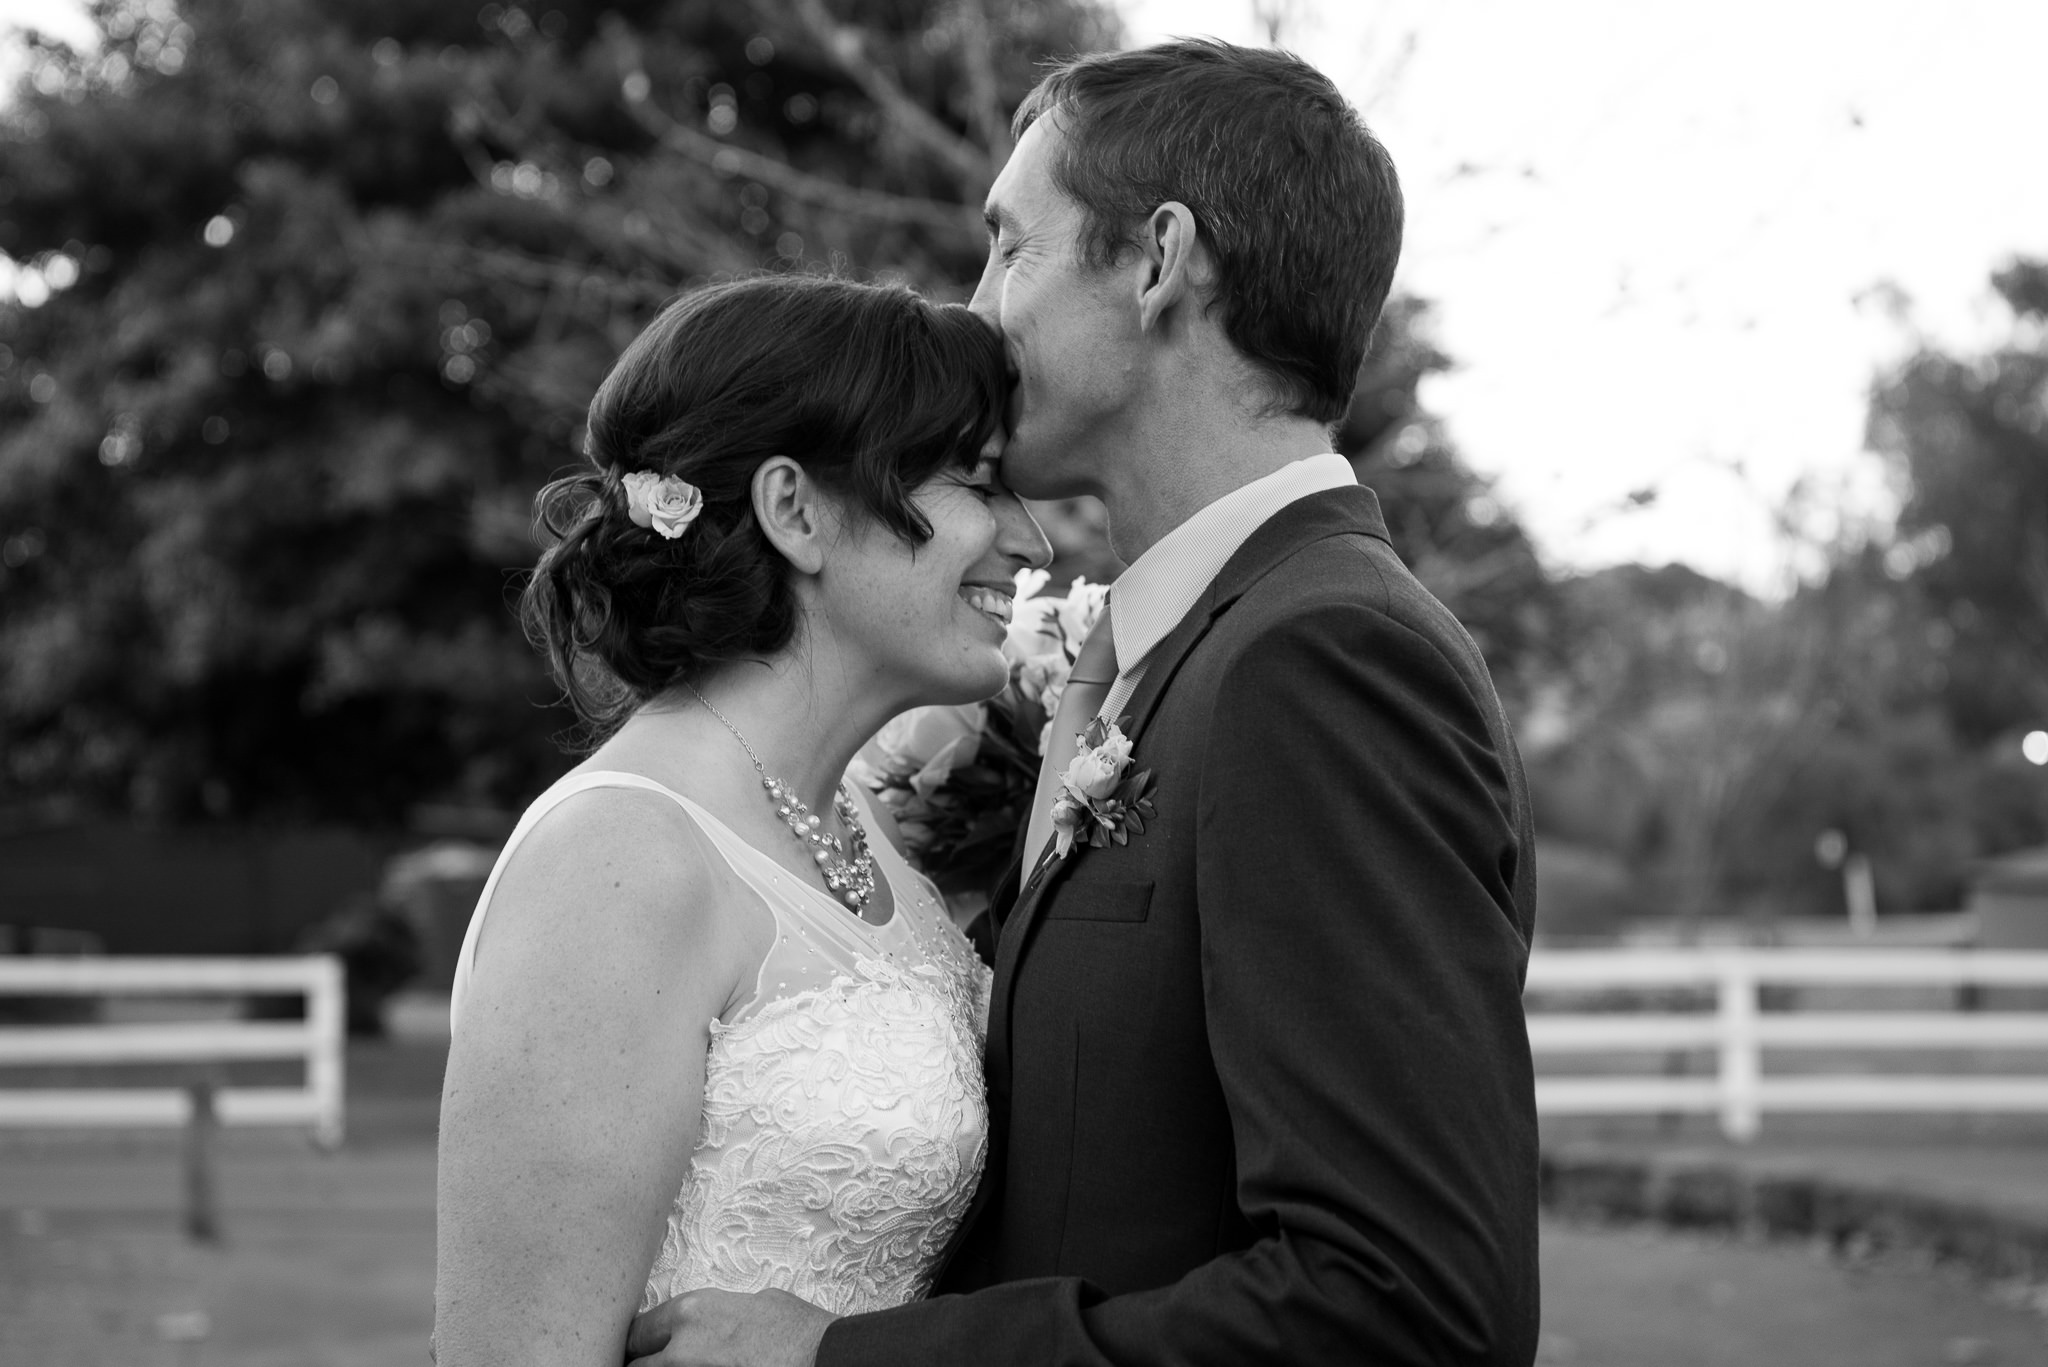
[632, 39, 1539, 1367]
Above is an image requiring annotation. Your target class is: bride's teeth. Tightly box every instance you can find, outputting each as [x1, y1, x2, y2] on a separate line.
[962, 588, 1013, 624]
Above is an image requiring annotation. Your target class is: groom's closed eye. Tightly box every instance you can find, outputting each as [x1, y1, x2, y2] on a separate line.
[983, 206, 1023, 257]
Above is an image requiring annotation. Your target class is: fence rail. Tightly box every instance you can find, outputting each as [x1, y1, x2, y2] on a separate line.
[0, 956, 345, 1146]
[1525, 948, 2048, 1141]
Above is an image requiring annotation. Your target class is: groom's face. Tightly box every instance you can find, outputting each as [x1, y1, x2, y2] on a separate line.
[971, 119, 1141, 502]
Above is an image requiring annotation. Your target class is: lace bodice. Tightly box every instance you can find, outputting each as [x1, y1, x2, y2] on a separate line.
[449, 770, 991, 1317]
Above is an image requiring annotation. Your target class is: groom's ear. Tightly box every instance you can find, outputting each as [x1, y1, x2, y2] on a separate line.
[751, 456, 831, 576]
[1135, 201, 1209, 334]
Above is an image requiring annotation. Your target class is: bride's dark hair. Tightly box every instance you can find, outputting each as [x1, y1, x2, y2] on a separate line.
[521, 274, 1009, 742]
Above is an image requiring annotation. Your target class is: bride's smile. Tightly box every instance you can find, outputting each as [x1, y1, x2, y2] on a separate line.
[811, 435, 1047, 713]
[958, 582, 1016, 630]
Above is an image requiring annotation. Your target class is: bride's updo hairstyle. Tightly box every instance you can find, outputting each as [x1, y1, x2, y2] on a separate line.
[521, 274, 1008, 738]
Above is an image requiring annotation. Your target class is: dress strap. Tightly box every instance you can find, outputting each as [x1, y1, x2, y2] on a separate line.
[449, 771, 894, 1029]
[449, 771, 751, 1027]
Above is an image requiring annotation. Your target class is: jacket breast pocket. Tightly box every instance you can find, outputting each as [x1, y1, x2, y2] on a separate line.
[1042, 879, 1153, 923]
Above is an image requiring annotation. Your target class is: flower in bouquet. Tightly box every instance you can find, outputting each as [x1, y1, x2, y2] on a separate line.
[1002, 569, 1110, 750]
[853, 704, 984, 848]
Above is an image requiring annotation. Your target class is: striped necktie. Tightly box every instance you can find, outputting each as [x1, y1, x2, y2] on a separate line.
[1023, 605, 1118, 876]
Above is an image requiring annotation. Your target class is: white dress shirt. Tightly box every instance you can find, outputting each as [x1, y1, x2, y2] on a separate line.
[1100, 452, 1357, 722]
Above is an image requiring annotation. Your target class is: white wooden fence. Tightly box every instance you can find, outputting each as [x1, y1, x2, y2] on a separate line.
[0, 956, 346, 1147]
[1526, 948, 2048, 1141]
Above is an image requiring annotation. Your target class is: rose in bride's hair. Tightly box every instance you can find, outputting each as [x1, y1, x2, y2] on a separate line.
[518, 274, 1009, 744]
[620, 471, 703, 539]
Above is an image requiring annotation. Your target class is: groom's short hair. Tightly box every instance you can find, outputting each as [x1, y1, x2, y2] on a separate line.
[1015, 40, 1401, 425]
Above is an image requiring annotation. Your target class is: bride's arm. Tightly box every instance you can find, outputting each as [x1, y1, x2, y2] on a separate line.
[434, 789, 758, 1367]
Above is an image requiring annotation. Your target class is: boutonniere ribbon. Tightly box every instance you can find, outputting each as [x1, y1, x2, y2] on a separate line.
[1028, 717, 1159, 885]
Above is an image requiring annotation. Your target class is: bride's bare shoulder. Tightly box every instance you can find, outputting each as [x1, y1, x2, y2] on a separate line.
[504, 780, 716, 893]
[468, 778, 761, 999]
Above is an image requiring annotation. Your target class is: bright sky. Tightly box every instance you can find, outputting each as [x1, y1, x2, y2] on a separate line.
[5, 1, 2045, 590]
[1122, 0, 2048, 589]
[0, 0, 85, 93]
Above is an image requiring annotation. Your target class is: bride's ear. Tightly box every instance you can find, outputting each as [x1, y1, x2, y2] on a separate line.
[752, 456, 832, 576]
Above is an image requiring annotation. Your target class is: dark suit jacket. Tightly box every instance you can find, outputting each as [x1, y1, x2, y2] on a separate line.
[820, 486, 1540, 1366]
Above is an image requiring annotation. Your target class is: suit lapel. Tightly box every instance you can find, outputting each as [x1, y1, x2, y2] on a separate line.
[988, 485, 1393, 1075]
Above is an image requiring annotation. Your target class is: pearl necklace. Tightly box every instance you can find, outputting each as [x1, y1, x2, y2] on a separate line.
[683, 684, 877, 913]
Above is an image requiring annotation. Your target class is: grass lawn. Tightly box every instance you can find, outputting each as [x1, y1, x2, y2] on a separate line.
[0, 1206, 435, 1367]
[0, 1034, 445, 1365]
[4, 1026, 2044, 1363]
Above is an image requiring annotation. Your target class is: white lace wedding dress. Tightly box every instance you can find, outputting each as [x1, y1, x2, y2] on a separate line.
[448, 770, 992, 1316]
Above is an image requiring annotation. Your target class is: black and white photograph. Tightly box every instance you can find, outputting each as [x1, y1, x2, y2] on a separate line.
[2, 1, 2046, 1364]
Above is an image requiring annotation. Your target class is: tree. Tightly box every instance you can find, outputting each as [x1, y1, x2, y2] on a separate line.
[0, 0, 1114, 825]
[1333, 296, 1555, 703]
[1528, 541, 2046, 937]
[1867, 258, 2048, 743]
[1482, 258, 2048, 940]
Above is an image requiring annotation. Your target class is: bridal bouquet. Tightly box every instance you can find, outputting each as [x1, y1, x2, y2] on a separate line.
[854, 569, 1108, 894]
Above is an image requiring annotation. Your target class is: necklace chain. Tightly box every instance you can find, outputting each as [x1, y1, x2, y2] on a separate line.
[682, 683, 877, 913]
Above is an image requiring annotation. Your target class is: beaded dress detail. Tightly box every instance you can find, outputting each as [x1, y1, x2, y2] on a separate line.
[449, 771, 991, 1317]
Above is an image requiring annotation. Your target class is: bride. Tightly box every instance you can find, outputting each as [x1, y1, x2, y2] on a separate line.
[433, 274, 1049, 1365]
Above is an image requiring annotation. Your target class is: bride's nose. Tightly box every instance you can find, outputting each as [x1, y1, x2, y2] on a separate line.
[993, 492, 1052, 572]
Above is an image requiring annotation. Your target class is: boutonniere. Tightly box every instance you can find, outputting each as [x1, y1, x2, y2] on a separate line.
[1029, 717, 1158, 885]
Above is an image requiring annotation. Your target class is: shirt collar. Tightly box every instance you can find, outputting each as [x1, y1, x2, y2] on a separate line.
[1110, 452, 1357, 673]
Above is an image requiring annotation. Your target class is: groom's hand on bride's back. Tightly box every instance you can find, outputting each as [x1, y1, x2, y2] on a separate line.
[626, 1288, 835, 1367]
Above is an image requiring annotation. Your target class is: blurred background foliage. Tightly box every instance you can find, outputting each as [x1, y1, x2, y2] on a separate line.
[0, 0, 1117, 825]
[2, 0, 2045, 943]
[1531, 262, 2048, 936]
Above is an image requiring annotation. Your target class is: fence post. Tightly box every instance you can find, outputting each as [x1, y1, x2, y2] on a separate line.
[307, 955, 346, 1150]
[184, 1070, 222, 1244]
[1717, 955, 1760, 1142]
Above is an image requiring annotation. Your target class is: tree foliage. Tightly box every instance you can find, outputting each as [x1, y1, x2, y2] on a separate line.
[0, 0, 1548, 831]
[1530, 555, 1981, 930]
[1867, 257, 2048, 742]
[0, 0, 1113, 824]
[1529, 445, 2048, 936]
[1333, 296, 1554, 702]
[1518, 260, 2048, 937]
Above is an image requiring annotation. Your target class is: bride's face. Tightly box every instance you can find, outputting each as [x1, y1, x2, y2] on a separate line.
[822, 435, 1051, 707]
